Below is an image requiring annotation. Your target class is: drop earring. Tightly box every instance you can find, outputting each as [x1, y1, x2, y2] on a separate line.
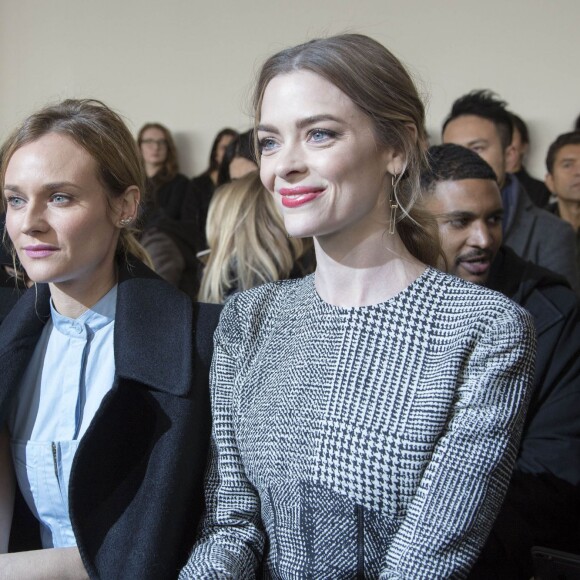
[389, 174, 398, 235]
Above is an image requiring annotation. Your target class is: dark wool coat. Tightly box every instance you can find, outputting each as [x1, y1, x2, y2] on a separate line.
[470, 246, 580, 579]
[0, 258, 221, 579]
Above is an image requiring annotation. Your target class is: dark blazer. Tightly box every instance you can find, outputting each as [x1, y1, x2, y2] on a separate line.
[503, 176, 579, 293]
[470, 246, 580, 579]
[0, 258, 221, 579]
[514, 167, 551, 208]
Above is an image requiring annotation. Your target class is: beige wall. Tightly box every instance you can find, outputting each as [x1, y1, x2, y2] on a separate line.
[1, 0, 578, 179]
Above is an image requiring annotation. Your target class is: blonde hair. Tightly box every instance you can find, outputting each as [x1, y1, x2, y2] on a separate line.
[0, 98, 152, 268]
[199, 172, 311, 303]
[252, 33, 441, 267]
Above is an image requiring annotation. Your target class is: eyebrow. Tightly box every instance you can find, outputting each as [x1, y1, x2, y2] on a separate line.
[465, 139, 488, 148]
[440, 209, 504, 220]
[3, 181, 81, 194]
[257, 114, 343, 134]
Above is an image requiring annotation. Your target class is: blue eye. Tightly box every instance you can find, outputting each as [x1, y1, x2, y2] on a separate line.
[50, 194, 71, 204]
[258, 137, 278, 154]
[5, 195, 25, 208]
[308, 129, 336, 143]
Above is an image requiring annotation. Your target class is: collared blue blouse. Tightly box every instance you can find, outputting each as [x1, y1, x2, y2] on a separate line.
[8, 286, 117, 548]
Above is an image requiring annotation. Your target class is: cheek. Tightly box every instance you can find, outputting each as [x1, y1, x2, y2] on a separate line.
[440, 228, 464, 257]
[260, 160, 275, 192]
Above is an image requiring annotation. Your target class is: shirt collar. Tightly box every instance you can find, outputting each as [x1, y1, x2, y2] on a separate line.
[50, 285, 117, 337]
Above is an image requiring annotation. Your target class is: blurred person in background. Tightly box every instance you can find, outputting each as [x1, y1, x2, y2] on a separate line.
[545, 131, 580, 277]
[506, 112, 551, 207]
[137, 122, 196, 288]
[443, 90, 579, 291]
[198, 171, 313, 304]
[182, 128, 238, 251]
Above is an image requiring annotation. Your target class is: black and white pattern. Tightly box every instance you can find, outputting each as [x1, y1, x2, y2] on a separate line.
[180, 268, 536, 579]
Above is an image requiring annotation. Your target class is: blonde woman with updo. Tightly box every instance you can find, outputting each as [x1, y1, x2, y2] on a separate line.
[180, 35, 536, 578]
[199, 171, 313, 304]
[0, 99, 219, 579]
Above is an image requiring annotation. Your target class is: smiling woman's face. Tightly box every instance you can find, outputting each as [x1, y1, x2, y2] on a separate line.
[257, 70, 397, 242]
[3, 132, 123, 292]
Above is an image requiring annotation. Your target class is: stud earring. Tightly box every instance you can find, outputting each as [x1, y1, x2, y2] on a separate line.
[119, 217, 133, 227]
[389, 174, 398, 235]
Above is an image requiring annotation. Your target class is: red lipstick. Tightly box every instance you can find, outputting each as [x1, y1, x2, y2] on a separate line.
[278, 186, 324, 208]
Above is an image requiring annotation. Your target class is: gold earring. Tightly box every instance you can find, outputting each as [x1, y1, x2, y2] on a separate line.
[389, 174, 398, 235]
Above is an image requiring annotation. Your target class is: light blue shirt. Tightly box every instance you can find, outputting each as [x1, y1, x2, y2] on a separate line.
[8, 286, 117, 548]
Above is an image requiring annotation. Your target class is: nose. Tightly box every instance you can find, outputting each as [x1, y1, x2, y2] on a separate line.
[275, 140, 307, 180]
[20, 199, 49, 235]
[468, 221, 493, 249]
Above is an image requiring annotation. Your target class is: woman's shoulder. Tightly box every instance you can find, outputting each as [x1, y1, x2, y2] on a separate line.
[420, 267, 533, 331]
[216, 277, 313, 340]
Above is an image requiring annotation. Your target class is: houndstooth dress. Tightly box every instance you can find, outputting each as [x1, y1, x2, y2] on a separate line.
[180, 267, 536, 579]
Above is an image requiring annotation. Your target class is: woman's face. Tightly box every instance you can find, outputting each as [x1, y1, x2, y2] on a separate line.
[3, 133, 127, 292]
[257, 70, 399, 241]
[140, 127, 168, 169]
[229, 156, 258, 180]
[215, 134, 235, 167]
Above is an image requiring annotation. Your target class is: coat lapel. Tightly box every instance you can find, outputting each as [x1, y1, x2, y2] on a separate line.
[114, 259, 193, 397]
[0, 284, 50, 425]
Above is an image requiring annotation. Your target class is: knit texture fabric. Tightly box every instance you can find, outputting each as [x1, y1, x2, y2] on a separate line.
[180, 268, 536, 579]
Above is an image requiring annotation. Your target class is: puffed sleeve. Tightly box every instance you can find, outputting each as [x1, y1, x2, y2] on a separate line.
[380, 305, 536, 579]
[179, 296, 265, 579]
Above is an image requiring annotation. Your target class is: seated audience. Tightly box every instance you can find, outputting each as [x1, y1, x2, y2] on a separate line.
[0, 99, 219, 578]
[182, 128, 238, 250]
[198, 171, 314, 303]
[545, 131, 580, 277]
[138, 122, 189, 221]
[421, 143, 580, 580]
[442, 90, 579, 292]
[507, 112, 551, 207]
[137, 123, 196, 288]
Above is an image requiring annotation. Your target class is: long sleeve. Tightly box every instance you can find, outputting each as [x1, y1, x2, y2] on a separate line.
[379, 307, 536, 579]
[179, 297, 264, 579]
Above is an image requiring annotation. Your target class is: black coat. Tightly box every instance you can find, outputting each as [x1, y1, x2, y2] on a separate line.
[470, 246, 580, 579]
[0, 259, 221, 579]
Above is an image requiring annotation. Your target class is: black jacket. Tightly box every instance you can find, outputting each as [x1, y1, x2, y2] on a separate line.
[470, 246, 580, 579]
[0, 259, 221, 579]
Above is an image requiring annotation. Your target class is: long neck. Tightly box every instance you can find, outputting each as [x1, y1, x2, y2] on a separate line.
[312, 225, 426, 308]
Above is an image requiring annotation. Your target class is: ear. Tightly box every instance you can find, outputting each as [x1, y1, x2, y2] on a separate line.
[545, 173, 556, 195]
[386, 123, 418, 177]
[116, 185, 141, 227]
[504, 144, 518, 174]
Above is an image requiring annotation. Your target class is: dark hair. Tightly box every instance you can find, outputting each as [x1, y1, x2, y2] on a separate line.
[575, 115, 580, 132]
[509, 113, 529, 145]
[208, 128, 238, 173]
[1, 99, 151, 266]
[443, 90, 513, 149]
[137, 122, 179, 181]
[421, 144, 498, 194]
[217, 130, 257, 185]
[252, 33, 441, 267]
[546, 131, 580, 174]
